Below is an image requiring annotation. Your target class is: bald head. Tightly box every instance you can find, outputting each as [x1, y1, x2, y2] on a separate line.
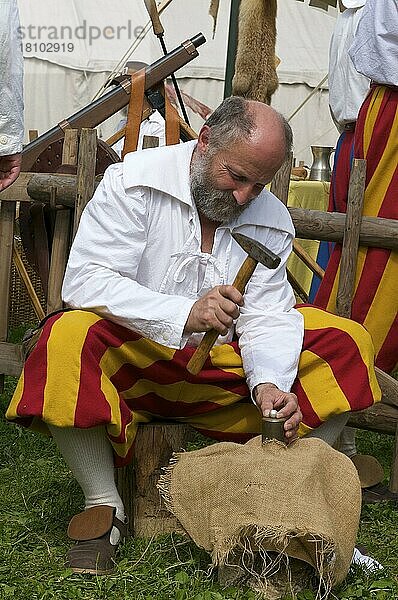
[204, 96, 292, 168]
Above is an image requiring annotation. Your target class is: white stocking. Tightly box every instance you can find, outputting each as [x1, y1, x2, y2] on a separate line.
[48, 425, 125, 544]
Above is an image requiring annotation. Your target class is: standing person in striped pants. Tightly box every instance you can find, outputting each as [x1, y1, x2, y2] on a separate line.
[314, 0, 398, 501]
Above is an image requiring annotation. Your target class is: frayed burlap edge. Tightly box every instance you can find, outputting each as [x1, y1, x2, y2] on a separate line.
[157, 453, 179, 515]
[211, 525, 335, 599]
[158, 454, 336, 600]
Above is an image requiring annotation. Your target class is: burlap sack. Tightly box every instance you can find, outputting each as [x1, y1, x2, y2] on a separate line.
[158, 436, 361, 598]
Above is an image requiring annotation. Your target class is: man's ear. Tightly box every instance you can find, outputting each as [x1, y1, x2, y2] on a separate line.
[197, 125, 211, 153]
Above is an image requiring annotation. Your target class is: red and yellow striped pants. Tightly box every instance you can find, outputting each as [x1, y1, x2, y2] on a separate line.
[315, 85, 398, 373]
[7, 307, 380, 466]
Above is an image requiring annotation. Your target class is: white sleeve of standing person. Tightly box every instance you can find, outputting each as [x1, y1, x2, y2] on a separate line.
[348, 0, 398, 87]
[0, 0, 24, 155]
[328, 4, 370, 130]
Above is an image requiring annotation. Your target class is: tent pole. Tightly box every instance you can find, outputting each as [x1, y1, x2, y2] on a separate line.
[223, 0, 241, 98]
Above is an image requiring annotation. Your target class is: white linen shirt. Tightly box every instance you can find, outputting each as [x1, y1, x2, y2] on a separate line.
[329, 3, 370, 130]
[349, 0, 398, 87]
[62, 140, 304, 393]
[0, 0, 24, 155]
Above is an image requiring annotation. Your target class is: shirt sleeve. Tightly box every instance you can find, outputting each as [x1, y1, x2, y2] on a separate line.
[348, 0, 398, 87]
[235, 227, 304, 394]
[0, 0, 24, 155]
[62, 164, 195, 348]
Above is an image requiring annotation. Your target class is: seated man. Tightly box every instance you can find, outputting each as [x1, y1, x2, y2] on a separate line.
[6, 97, 380, 575]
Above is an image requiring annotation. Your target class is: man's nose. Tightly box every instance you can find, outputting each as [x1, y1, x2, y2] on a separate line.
[232, 182, 257, 205]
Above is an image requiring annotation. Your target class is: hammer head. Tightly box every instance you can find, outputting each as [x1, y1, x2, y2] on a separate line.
[232, 232, 281, 270]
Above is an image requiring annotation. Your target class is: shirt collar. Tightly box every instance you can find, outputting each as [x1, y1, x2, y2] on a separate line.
[122, 140, 196, 206]
[342, 0, 366, 8]
[122, 140, 294, 236]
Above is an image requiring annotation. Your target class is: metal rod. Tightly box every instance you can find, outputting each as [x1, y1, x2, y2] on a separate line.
[158, 36, 191, 125]
[143, 0, 191, 125]
[223, 0, 241, 98]
[287, 74, 328, 122]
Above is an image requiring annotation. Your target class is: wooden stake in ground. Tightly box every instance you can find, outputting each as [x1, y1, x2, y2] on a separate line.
[0, 201, 16, 392]
[115, 422, 193, 537]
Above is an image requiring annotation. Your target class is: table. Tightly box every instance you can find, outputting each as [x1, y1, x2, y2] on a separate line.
[286, 180, 330, 300]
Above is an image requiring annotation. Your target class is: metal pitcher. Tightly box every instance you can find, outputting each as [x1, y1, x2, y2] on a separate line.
[309, 146, 335, 182]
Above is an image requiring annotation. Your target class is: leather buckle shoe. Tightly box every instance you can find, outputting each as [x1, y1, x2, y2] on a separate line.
[66, 505, 128, 574]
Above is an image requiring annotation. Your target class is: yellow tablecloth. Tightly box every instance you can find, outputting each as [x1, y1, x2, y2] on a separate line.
[287, 180, 330, 297]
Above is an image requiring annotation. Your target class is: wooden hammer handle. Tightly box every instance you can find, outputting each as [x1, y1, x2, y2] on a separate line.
[144, 0, 165, 36]
[186, 256, 257, 375]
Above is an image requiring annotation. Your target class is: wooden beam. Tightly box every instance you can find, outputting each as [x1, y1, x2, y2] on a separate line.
[289, 207, 398, 251]
[348, 402, 398, 435]
[0, 342, 23, 377]
[375, 367, 398, 409]
[0, 172, 33, 202]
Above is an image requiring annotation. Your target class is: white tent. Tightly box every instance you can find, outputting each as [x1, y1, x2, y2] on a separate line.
[18, 0, 339, 165]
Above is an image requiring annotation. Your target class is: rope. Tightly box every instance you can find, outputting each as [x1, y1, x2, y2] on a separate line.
[287, 73, 329, 122]
[91, 0, 175, 102]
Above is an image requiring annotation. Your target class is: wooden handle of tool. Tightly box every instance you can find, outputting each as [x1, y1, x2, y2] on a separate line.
[144, 0, 165, 36]
[186, 256, 257, 375]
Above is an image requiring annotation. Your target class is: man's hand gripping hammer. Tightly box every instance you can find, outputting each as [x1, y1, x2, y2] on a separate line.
[186, 232, 281, 375]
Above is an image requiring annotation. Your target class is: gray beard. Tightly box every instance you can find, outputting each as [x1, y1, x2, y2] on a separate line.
[190, 153, 250, 224]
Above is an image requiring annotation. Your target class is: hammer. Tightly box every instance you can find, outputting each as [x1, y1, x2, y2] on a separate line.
[186, 232, 281, 375]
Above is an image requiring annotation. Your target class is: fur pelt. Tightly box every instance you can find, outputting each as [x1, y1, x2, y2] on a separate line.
[231, 0, 278, 105]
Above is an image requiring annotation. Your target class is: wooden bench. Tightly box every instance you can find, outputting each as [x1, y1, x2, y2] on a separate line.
[1, 131, 398, 539]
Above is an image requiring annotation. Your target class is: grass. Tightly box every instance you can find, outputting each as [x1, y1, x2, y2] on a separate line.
[1, 330, 398, 598]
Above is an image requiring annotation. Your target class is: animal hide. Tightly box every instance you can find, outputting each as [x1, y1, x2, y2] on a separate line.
[208, 0, 220, 37]
[232, 0, 279, 105]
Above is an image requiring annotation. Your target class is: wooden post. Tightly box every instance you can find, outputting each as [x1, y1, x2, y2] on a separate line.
[73, 128, 97, 237]
[47, 209, 72, 314]
[115, 422, 193, 538]
[335, 159, 366, 318]
[334, 160, 366, 468]
[62, 129, 79, 167]
[270, 152, 293, 205]
[0, 201, 16, 391]
[46, 129, 79, 313]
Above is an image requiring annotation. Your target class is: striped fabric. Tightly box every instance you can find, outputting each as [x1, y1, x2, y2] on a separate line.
[6, 308, 380, 466]
[329, 129, 356, 214]
[314, 85, 398, 373]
